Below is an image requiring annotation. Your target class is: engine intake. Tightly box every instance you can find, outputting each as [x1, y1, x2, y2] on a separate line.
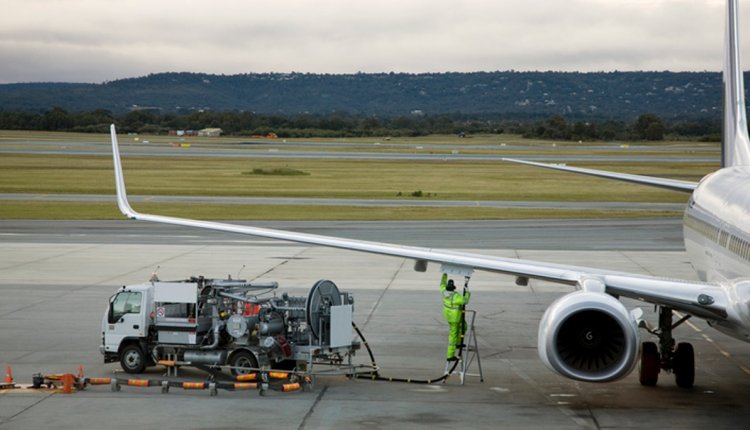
[538, 291, 639, 383]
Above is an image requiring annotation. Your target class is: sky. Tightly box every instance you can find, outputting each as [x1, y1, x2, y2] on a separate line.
[0, 0, 743, 84]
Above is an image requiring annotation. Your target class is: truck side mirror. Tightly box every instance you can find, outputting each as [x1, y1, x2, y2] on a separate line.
[108, 301, 116, 324]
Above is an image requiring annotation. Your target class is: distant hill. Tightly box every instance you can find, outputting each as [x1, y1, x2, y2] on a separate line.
[0, 71, 728, 119]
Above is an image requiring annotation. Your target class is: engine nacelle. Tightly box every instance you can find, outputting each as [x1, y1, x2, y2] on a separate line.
[538, 291, 640, 383]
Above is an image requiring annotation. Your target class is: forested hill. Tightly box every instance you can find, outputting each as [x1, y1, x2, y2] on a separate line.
[0, 71, 727, 119]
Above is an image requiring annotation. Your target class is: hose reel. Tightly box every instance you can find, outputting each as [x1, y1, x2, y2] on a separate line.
[306, 279, 345, 341]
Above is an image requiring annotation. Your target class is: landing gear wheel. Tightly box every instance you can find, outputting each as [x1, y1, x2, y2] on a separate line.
[120, 344, 146, 374]
[639, 341, 659, 386]
[230, 351, 259, 377]
[673, 342, 695, 388]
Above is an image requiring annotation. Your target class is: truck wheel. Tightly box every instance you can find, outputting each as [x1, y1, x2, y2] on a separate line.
[230, 351, 258, 376]
[120, 344, 146, 374]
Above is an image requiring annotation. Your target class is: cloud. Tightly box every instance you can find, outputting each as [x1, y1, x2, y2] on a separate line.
[0, 0, 742, 83]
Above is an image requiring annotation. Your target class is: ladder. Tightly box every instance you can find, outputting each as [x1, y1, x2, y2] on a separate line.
[444, 309, 484, 385]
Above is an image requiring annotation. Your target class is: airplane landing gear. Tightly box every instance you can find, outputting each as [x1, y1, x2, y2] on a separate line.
[638, 306, 695, 388]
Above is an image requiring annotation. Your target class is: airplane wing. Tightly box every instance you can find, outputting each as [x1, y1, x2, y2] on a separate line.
[111, 125, 727, 322]
[502, 157, 698, 192]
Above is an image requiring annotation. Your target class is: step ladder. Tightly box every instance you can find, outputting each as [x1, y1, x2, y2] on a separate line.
[444, 309, 484, 385]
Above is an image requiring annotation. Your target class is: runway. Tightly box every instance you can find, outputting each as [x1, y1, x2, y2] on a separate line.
[0, 218, 685, 250]
[0, 139, 718, 163]
[0, 193, 686, 213]
[1, 219, 749, 429]
[0, 138, 722, 153]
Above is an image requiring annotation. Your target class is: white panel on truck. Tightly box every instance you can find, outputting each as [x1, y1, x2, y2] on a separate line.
[330, 304, 353, 348]
[154, 282, 197, 303]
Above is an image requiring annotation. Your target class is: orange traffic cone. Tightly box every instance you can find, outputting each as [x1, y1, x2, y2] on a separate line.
[4, 366, 12, 384]
[62, 374, 75, 394]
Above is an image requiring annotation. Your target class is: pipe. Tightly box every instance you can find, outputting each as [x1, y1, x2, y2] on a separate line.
[202, 305, 223, 350]
[217, 291, 271, 304]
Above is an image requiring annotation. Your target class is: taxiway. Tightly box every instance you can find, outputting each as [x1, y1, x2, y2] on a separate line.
[1, 219, 749, 429]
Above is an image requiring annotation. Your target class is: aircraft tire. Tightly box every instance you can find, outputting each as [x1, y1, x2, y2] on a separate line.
[674, 342, 695, 388]
[639, 341, 659, 386]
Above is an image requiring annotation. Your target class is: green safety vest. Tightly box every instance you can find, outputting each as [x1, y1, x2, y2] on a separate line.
[440, 275, 470, 323]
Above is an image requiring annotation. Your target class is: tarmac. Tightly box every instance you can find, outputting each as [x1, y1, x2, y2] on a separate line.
[2, 219, 750, 429]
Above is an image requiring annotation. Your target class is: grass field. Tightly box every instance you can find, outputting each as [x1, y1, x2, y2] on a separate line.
[0, 130, 713, 220]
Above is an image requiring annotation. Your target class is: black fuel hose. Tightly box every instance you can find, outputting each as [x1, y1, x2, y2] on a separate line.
[351, 322, 463, 384]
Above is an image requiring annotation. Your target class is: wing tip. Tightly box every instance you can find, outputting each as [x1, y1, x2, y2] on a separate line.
[110, 123, 138, 219]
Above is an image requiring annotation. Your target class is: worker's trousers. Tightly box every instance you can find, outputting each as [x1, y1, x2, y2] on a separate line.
[446, 322, 463, 359]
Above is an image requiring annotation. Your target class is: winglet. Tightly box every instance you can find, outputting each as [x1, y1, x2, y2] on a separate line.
[110, 124, 138, 219]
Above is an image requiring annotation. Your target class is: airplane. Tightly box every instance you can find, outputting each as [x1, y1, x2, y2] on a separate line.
[109, 0, 750, 389]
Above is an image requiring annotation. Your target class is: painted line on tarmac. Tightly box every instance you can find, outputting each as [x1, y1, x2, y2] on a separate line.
[682, 313, 750, 378]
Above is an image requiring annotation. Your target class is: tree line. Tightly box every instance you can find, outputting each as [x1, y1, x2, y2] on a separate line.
[0, 71, 726, 118]
[0, 108, 721, 141]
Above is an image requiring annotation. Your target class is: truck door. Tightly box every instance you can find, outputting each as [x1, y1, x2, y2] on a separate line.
[103, 290, 146, 353]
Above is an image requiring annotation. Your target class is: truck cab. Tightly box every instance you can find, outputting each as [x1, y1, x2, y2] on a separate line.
[100, 283, 154, 372]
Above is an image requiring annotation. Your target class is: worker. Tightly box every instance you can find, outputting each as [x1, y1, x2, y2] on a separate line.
[440, 273, 470, 362]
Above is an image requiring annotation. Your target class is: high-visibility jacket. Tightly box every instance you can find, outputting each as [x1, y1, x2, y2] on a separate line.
[440, 274, 470, 324]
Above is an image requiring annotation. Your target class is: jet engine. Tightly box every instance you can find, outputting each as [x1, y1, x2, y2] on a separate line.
[537, 290, 640, 383]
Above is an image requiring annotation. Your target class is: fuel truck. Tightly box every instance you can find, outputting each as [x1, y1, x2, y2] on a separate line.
[100, 276, 358, 375]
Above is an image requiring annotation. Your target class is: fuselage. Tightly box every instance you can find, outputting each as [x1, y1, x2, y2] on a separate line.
[684, 165, 750, 282]
[684, 165, 750, 341]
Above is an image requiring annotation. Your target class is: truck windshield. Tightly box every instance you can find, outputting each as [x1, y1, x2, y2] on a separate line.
[110, 291, 142, 323]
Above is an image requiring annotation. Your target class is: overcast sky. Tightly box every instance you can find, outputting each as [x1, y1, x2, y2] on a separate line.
[0, 0, 743, 83]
